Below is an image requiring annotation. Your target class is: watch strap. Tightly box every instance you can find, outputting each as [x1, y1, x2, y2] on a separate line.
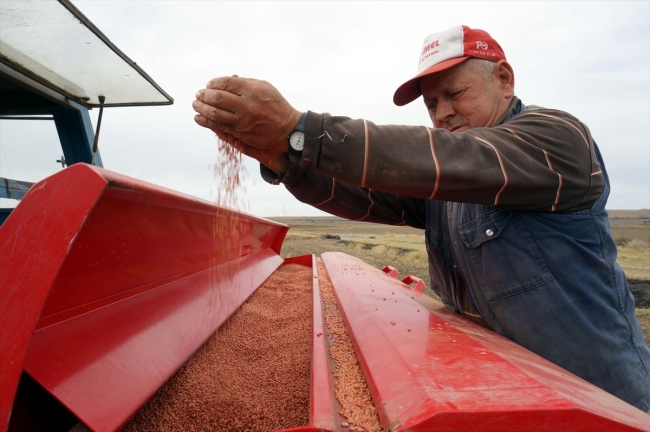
[294, 111, 307, 133]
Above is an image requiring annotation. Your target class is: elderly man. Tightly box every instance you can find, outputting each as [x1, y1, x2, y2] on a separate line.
[192, 26, 650, 411]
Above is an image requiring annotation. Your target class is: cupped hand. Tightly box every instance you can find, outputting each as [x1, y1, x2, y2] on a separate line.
[193, 76, 301, 154]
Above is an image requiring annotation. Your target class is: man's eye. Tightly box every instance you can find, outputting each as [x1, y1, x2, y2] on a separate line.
[428, 102, 437, 111]
[450, 90, 464, 99]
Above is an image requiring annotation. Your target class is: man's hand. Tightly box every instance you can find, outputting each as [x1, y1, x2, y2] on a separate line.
[193, 76, 302, 160]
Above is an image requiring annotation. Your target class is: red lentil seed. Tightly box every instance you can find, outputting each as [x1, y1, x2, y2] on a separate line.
[121, 264, 312, 432]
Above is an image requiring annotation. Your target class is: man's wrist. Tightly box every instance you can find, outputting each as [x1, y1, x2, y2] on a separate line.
[284, 110, 303, 141]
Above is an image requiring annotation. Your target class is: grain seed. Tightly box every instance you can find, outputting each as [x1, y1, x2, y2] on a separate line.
[121, 264, 312, 431]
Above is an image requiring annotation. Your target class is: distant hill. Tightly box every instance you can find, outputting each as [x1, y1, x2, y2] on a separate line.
[271, 210, 650, 222]
[608, 209, 649, 219]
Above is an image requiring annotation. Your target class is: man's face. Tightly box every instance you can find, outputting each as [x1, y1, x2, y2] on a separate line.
[420, 60, 513, 132]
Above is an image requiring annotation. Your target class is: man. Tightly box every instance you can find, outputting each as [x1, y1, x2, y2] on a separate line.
[192, 26, 650, 411]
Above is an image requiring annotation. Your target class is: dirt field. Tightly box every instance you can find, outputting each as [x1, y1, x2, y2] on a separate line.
[271, 210, 650, 346]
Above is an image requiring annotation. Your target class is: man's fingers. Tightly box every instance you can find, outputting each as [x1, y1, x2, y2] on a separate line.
[194, 114, 237, 136]
[206, 76, 270, 95]
[205, 76, 249, 95]
[196, 89, 241, 113]
[194, 114, 212, 130]
[192, 100, 237, 125]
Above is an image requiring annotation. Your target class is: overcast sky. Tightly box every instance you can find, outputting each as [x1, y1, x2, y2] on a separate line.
[1, 1, 648, 215]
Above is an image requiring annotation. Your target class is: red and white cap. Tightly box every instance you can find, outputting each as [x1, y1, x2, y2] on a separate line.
[393, 25, 507, 106]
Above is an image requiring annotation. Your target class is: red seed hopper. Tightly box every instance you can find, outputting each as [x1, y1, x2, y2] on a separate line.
[1, 165, 648, 432]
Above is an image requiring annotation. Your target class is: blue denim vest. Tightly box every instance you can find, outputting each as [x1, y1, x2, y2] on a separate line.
[424, 102, 650, 411]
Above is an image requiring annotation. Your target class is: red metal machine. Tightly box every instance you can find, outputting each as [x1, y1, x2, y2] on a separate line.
[1, 165, 648, 432]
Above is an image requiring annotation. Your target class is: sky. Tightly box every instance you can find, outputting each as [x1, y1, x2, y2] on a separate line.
[1, 1, 648, 216]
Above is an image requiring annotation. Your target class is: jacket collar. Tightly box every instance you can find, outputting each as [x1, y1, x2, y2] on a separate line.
[496, 96, 525, 125]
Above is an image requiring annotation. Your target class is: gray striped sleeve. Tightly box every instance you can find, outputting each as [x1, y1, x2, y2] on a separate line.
[291, 107, 603, 213]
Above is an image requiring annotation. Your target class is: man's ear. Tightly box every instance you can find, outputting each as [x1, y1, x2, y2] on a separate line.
[494, 60, 515, 99]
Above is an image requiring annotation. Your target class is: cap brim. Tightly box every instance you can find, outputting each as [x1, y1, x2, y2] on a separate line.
[393, 56, 470, 106]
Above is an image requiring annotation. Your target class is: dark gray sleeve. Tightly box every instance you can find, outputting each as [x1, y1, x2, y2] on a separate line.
[274, 157, 425, 229]
[288, 108, 603, 213]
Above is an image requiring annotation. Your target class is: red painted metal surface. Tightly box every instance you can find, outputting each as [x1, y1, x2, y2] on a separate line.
[400, 275, 426, 293]
[278, 255, 337, 432]
[321, 252, 650, 432]
[307, 254, 337, 431]
[381, 265, 399, 278]
[0, 164, 288, 431]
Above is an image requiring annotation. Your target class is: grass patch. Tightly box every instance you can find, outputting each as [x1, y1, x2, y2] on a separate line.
[617, 241, 650, 280]
[635, 308, 650, 347]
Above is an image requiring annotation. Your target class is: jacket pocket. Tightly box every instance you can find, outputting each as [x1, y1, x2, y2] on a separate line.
[458, 209, 553, 301]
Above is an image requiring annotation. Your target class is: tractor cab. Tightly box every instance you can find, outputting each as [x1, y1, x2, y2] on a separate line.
[0, 0, 172, 226]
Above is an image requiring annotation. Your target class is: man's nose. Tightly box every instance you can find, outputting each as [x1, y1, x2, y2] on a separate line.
[435, 99, 455, 127]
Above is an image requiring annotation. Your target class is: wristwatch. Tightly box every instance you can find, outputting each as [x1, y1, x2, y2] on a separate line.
[287, 112, 307, 157]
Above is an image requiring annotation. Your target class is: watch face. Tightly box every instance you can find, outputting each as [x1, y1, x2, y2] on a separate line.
[289, 131, 305, 151]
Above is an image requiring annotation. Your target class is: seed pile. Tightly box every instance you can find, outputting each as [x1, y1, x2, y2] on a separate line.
[317, 261, 382, 432]
[121, 264, 313, 432]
